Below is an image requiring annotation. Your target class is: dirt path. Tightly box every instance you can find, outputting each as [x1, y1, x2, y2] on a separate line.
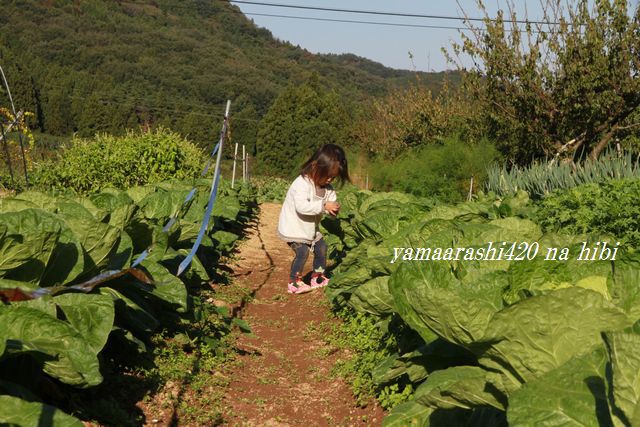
[221, 203, 385, 426]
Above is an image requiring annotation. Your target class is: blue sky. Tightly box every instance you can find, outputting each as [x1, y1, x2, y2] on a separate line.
[232, 0, 551, 71]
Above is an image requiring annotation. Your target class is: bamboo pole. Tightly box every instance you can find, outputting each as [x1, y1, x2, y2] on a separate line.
[0, 65, 28, 187]
[231, 142, 238, 189]
[242, 144, 246, 182]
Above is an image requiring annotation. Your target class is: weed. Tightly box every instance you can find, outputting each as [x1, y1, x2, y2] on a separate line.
[327, 308, 412, 409]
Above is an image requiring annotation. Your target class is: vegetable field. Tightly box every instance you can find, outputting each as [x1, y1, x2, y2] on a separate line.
[0, 179, 254, 425]
[321, 186, 640, 426]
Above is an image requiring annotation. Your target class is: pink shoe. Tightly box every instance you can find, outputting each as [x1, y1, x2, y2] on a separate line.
[287, 280, 313, 294]
[310, 273, 330, 289]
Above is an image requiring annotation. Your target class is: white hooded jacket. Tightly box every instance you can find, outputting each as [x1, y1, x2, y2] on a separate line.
[277, 175, 337, 244]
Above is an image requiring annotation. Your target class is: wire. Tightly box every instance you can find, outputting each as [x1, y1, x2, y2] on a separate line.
[226, 0, 560, 26]
[240, 11, 551, 33]
[242, 12, 470, 31]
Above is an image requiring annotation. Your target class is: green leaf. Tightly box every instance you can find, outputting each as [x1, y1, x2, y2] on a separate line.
[0, 395, 83, 427]
[608, 253, 640, 319]
[232, 318, 252, 334]
[373, 339, 474, 385]
[99, 287, 159, 337]
[507, 348, 611, 427]
[56, 213, 122, 276]
[0, 306, 102, 387]
[140, 260, 188, 312]
[414, 366, 506, 410]
[382, 401, 433, 427]
[211, 230, 239, 252]
[53, 293, 115, 354]
[602, 331, 640, 426]
[39, 224, 85, 287]
[0, 209, 62, 283]
[349, 276, 396, 316]
[478, 287, 631, 392]
[389, 261, 505, 346]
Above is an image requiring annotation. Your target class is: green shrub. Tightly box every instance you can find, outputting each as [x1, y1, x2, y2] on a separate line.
[534, 178, 640, 248]
[370, 137, 500, 203]
[31, 128, 205, 193]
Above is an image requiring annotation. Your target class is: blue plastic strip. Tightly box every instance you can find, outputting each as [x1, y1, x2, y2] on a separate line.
[201, 142, 220, 176]
[177, 164, 222, 276]
[131, 249, 150, 268]
[177, 121, 228, 276]
[30, 287, 53, 298]
[162, 217, 177, 232]
[185, 188, 197, 203]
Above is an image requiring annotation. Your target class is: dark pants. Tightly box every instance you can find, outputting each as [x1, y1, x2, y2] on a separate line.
[288, 238, 327, 282]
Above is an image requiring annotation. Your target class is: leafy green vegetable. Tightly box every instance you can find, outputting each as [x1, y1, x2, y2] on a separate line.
[0, 395, 83, 427]
[602, 330, 640, 426]
[53, 293, 115, 354]
[413, 366, 505, 410]
[0, 306, 102, 387]
[382, 401, 433, 426]
[507, 347, 611, 427]
[478, 287, 631, 392]
[390, 261, 504, 347]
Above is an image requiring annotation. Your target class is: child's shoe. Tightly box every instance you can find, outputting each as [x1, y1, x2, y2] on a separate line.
[310, 273, 330, 289]
[287, 280, 313, 294]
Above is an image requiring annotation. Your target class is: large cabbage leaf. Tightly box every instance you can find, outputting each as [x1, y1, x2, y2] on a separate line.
[390, 261, 505, 346]
[608, 253, 640, 319]
[413, 365, 506, 410]
[602, 330, 640, 426]
[478, 287, 631, 393]
[0, 306, 102, 387]
[382, 401, 433, 426]
[0, 209, 62, 283]
[53, 293, 115, 354]
[100, 287, 159, 337]
[507, 347, 611, 427]
[349, 276, 396, 316]
[0, 395, 82, 427]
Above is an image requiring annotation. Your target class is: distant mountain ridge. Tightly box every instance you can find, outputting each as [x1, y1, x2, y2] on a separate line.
[0, 0, 451, 148]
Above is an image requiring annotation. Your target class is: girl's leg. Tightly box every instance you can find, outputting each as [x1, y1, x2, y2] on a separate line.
[312, 238, 327, 274]
[288, 242, 310, 282]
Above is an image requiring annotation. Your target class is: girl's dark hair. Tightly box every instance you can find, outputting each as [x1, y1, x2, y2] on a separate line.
[300, 144, 350, 186]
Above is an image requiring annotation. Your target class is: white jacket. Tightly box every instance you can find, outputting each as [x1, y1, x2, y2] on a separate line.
[277, 175, 337, 243]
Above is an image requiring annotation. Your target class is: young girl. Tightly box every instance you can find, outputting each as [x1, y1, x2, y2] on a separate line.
[277, 144, 349, 294]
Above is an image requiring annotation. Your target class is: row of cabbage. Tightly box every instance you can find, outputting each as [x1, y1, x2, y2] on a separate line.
[0, 179, 252, 426]
[322, 188, 640, 426]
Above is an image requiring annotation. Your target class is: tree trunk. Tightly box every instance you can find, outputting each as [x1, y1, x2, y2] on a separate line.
[589, 126, 617, 160]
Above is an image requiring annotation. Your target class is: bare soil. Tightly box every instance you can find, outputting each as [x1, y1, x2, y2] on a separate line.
[220, 203, 385, 426]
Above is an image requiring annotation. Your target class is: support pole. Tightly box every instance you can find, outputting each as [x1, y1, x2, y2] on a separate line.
[0, 65, 29, 187]
[246, 150, 250, 182]
[231, 142, 238, 189]
[242, 144, 246, 183]
[0, 111, 23, 186]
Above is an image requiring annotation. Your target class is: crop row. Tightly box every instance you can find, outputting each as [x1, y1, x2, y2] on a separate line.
[0, 179, 253, 425]
[322, 187, 640, 426]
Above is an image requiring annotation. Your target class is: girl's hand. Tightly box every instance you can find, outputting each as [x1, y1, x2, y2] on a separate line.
[325, 201, 340, 216]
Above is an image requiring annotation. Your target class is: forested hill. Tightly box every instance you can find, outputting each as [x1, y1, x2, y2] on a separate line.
[0, 0, 449, 148]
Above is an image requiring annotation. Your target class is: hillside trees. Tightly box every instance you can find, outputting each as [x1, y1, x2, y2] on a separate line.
[255, 75, 353, 177]
[0, 0, 435, 152]
[449, 0, 640, 163]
